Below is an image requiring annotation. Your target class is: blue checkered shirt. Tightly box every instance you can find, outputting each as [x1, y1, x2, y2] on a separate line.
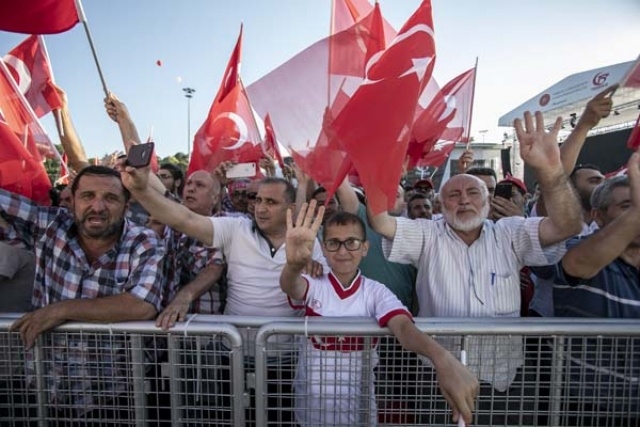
[0, 189, 165, 413]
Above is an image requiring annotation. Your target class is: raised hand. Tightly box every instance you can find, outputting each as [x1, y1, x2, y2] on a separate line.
[577, 84, 617, 130]
[514, 111, 563, 173]
[285, 200, 324, 269]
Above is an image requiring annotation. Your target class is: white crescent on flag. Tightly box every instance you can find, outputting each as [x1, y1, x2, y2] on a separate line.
[2, 54, 32, 95]
[362, 23, 434, 86]
[217, 112, 252, 150]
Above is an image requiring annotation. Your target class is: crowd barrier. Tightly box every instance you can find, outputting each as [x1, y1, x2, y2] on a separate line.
[0, 314, 638, 427]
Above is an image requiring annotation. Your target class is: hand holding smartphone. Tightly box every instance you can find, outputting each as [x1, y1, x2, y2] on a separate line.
[494, 182, 513, 200]
[126, 142, 155, 168]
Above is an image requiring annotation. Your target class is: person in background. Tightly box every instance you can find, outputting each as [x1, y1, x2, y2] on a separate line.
[157, 163, 184, 199]
[407, 193, 433, 220]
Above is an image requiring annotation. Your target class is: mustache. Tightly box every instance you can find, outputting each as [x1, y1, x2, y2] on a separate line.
[81, 210, 108, 221]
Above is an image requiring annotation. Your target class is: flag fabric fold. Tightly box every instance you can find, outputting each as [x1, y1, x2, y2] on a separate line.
[262, 113, 285, 169]
[0, 60, 59, 161]
[419, 66, 476, 168]
[188, 26, 263, 176]
[3, 35, 63, 118]
[0, 114, 51, 205]
[0, 0, 80, 34]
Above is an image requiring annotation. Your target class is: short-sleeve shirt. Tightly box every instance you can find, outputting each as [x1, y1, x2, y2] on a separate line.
[382, 216, 566, 391]
[210, 216, 328, 317]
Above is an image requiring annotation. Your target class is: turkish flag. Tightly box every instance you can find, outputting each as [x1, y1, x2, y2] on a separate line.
[0, 114, 51, 205]
[188, 27, 262, 175]
[0, 61, 58, 161]
[419, 67, 476, 169]
[262, 113, 285, 169]
[4, 35, 63, 118]
[626, 112, 640, 150]
[0, 0, 80, 34]
[326, 0, 436, 214]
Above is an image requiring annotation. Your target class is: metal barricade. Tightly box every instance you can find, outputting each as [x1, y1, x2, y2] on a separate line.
[2, 315, 639, 426]
[255, 317, 640, 427]
[0, 315, 244, 427]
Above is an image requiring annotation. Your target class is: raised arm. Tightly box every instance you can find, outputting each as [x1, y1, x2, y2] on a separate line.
[280, 200, 324, 300]
[366, 205, 397, 240]
[515, 111, 582, 246]
[536, 85, 616, 216]
[336, 175, 359, 214]
[53, 86, 90, 172]
[388, 315, 478, 424]
[121, 165, 215, 245]
[562, 152, 640, 278]
[104, 92, 142, 152]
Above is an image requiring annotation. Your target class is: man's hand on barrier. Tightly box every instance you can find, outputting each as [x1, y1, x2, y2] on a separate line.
[156, 293, 190, 331]
[10, 305, 66, 349]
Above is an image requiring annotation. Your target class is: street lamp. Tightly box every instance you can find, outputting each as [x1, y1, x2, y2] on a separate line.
[182, 87, 196, 157]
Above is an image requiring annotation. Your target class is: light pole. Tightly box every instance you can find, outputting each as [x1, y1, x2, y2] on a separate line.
[182, 87, 196, 157]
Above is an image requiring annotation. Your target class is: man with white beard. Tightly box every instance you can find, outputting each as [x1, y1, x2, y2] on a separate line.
[368, 111, 583, 425]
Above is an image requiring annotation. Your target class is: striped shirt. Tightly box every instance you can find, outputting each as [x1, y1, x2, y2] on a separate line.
[382, 216, 566, 391]
[0, 189, 165, 412]
[162, 226, 225, 314]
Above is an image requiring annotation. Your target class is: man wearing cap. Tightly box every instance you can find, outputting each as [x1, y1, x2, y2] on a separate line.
[413, 178, 435, 202]
[492, 175, 529, 220]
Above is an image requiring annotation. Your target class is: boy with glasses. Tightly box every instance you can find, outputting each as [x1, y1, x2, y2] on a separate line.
[280, 202, 478, 426]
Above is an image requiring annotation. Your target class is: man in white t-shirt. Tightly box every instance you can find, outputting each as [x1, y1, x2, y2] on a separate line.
[121, 173, 327, 425]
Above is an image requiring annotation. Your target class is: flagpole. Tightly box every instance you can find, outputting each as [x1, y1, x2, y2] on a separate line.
[466, 57, 479, 150]
[74, 0, 109, 97]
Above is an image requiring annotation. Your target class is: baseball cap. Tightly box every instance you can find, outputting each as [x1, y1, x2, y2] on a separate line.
[227, 178, 250, 193]
[414, 178, 434, 190]
[499, 175, 527, 195]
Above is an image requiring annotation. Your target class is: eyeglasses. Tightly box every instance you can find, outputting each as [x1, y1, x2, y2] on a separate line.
[323, 238, 363, 252]
[157, 174, 173, 180]
[247, 192, 257, 200]
[231, 191, 247, 198]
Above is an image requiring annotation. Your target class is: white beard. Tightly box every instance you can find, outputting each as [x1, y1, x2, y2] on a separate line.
[443, 202, 490, 232]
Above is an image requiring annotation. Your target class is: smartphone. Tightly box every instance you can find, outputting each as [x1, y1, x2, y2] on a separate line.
[226, 162, 256, 179]
[494, 182, 513, 200]
[126, 142, 155, 168]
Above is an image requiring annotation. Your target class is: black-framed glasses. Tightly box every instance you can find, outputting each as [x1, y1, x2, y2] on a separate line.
[323, 238, 363, 252]
[247, 192, 257, 200]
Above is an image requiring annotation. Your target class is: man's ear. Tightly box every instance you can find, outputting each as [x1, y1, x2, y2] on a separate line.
[591, 208, 605, 228]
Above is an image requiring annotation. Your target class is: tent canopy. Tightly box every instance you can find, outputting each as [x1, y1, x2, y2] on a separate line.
[498, 59, 640, 130]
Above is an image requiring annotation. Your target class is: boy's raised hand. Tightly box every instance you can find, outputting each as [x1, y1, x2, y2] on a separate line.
[285, 200, 324, 269]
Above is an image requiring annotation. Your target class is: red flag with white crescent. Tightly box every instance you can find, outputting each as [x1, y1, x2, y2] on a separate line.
[188, 26, 262, 175]
[4, 35, 63, 118]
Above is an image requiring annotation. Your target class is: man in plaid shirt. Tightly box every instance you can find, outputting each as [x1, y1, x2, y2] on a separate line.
[1, 165, 164, 419]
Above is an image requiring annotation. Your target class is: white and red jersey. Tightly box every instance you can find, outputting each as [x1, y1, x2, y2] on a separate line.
[291, 270, 412, 426]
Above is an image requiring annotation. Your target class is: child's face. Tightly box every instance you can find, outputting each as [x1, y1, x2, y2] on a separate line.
[322, 223, 369, 277]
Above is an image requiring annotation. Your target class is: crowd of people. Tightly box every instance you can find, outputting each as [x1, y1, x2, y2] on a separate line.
[0, 83, 638, 426]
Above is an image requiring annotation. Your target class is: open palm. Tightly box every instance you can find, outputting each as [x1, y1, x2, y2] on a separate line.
[285, 200, 324, 268]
